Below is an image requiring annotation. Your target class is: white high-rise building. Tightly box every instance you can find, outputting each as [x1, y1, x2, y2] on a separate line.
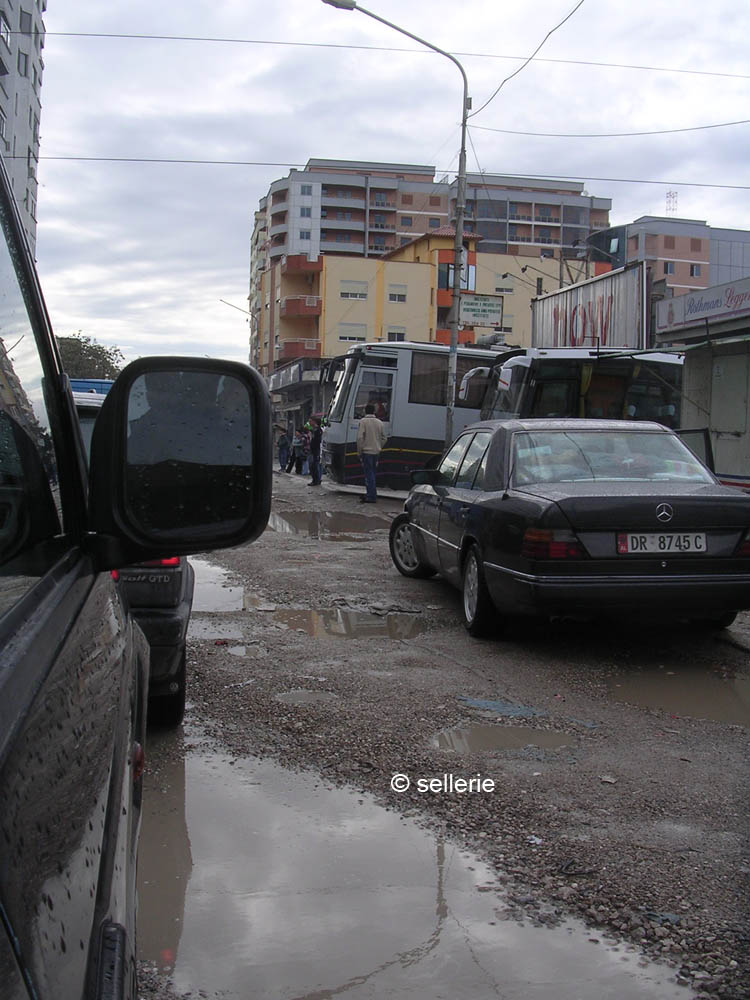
[0, 0, 46, 253]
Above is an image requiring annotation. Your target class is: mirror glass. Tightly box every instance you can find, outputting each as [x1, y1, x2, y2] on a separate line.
[125, 370, 253, 539]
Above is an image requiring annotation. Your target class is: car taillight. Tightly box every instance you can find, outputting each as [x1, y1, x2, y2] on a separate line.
[139, 557, 181, 567]
[522, 528, 585, 560]
[737, 530, 750, 557]
[111, 570, 119, 582]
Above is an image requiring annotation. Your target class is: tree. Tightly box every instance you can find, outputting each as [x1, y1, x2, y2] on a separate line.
[56, 331, 125, 379]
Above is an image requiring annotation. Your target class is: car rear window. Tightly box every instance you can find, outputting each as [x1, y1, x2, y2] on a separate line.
[512, 429, 715, 486]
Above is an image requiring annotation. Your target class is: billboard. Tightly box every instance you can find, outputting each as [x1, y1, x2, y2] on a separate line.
[459, 293, 504, 328]
[654, 275, 750, 337]
[531, 263, 646, 349]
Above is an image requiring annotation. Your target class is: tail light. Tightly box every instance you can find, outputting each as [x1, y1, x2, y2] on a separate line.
[522, 528, 585, 560]
[138, 557, 181, 567]
[737, 530, 750, 557]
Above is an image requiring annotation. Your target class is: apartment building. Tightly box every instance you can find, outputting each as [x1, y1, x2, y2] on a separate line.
[589, 217, 750, 294]
[249, 159, 612, 371]
[0, 0, 46, 253]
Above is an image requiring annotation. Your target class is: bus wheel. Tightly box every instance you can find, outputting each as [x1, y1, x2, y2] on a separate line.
[389, 514, 434, 579]
[462, 545, 496, 637]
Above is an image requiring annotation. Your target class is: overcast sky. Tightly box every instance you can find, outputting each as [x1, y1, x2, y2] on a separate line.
[34, 0, 750, 365]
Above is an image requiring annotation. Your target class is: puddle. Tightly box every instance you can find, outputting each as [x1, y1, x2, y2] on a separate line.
[275, 689, 340, 705]
[138, 729, 691, 999]
[270, 608, 425, 639]
[190, 557, 244, 612]
[267, 510, 390, 540]
[187, 620, 243, 641]
[610, 667, 750, 725]
[433, 724, 573, 752]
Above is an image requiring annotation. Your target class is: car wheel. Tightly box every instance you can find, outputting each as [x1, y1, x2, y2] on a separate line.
[150, 650, 186, 727]
[462, 544, 495, 637]
[389, 513, 434, 579]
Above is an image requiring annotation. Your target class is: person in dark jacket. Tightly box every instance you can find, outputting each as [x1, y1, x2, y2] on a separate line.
[308, 417, 323, 486]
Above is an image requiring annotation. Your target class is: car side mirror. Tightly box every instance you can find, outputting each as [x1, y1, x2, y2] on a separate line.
[88, 357, 272, 568]
[410, 468, 448, 491]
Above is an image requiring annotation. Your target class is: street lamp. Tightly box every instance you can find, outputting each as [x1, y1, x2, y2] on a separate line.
[321, 0, 470, 446]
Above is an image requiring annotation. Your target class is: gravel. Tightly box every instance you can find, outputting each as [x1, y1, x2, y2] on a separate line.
[139, 470, 750, 1000]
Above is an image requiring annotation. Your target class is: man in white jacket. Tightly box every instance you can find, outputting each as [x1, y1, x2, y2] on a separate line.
[356, 403, 387, 503]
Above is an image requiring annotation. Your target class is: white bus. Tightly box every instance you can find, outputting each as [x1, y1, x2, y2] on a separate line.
[321, 341, 503, 492]
[460, 347, 683, 426]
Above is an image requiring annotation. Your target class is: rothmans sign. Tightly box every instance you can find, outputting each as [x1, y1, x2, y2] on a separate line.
[655, 275, 750, 337]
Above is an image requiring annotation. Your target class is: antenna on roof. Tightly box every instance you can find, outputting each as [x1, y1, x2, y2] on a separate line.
[666, 191, 678, 214]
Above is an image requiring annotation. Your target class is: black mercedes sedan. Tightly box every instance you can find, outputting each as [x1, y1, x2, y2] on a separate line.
[389, 419, 750, 636]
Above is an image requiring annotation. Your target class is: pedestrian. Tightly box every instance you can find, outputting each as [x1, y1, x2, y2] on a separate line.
[307, 417, 323, 486]
[356, 403, 387, 503]
[289, 428, 307, 474]
[277, 430, 289, 471]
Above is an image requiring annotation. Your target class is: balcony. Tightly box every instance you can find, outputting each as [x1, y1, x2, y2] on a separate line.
[281, 254, 323, 275]
[535, 217, 560, 225]
[269, 222, 288, 238]
[370, 221, 396, 232]
[320, 218, 365, 232]
[277, 339, 321, 362]
[371, 200, 396, 209]
[319, 239, 365, 254]
[279, 295, 322, 319]
[321, 193, 366, 209]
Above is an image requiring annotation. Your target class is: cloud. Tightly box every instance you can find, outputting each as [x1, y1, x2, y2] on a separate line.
[32, 0, 750, 364]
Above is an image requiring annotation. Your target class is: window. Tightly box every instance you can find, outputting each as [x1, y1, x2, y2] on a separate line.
[340, 280, 368, 300]
[0, 201, 63, 615]
[300, 206, 311, 217]
[664, 236, 675, 250]
[336, 210, 351, 220]
[455, 432, 492, 489]
[335, 233, 351, 243]
[496, 275, 513, 293]
[0, 14, 10, 48]
[664, 261, 675, 275]
[17, 51, 29, 76]
[690, 264, 701, 277]
[0, 109, 5, 140]
[400, 216, 412, 227]
[338, 323, 367, 342]
[690, 238, 702, 252]
[299, 230, 311, 240]
[429, 196, 441, 206]
[428, 218, 440, 229]
[410, 353, 491, 409]
[437, 436, 472, 484]
[387, 327, 406, 342]
[19, 9, 32, 33]
[300, 184, 312, 196]
[353, 370, 393, 420]
[388, 284, 407, 303]
[401, 194, 413, 205]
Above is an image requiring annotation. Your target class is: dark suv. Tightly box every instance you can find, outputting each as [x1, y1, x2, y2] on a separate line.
[74, 391, 195, 726]
[0, 152, 271, 1000]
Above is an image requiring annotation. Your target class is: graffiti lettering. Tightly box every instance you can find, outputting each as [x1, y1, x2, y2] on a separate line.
[552, 295, 614, 347]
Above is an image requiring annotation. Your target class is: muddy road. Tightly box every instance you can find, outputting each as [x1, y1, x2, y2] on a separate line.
[138, 470, 750, 1000]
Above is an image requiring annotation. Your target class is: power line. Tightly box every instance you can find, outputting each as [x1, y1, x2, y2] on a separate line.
[470, 0, 587, 119]
[29, 156, 750, 191]
[470, 119, 750, 139]
[36, 31, 750, 81]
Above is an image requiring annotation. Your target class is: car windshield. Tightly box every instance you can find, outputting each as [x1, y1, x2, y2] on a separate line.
[512, 429, 716, 486]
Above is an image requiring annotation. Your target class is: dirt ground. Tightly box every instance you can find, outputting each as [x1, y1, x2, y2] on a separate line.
[141, 468, 750, 999]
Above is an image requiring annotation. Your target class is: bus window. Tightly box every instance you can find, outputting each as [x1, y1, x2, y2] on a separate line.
[329, 356, 359, 423]
[353, 369, 393, 421]
[530, 379, 577, 417]
[482, 363, 527, 420]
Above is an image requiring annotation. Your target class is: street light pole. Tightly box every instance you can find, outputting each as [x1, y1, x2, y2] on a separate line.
[321, 0, 470, 446]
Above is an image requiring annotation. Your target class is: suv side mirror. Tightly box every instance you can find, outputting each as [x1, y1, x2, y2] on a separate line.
[88, 357, 272, 568]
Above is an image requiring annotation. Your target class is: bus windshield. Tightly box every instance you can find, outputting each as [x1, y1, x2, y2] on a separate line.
[328, 355, 359, 423]
[482, 355, 682, 424]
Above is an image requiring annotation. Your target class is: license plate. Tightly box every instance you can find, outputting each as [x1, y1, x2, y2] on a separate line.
[617, 532, 707, 554]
